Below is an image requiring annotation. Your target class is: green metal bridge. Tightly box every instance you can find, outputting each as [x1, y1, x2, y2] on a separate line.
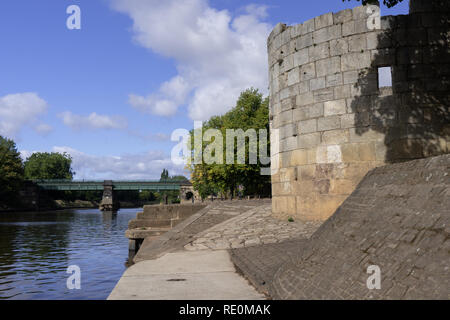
[33, 180, 192, 191]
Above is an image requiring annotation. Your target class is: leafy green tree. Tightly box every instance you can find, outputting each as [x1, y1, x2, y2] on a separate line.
[342, 0, 403, 8]
[0, 136, 24, 204]
[139, 190, 156, 202]
[169, 175, 188, 182]
[24, 152, 74, 180]
[188, 88, 271, 199]
[158, 169, 188, 203]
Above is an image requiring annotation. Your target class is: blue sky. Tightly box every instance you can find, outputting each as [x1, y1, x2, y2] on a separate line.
[0, 0, 409, 179]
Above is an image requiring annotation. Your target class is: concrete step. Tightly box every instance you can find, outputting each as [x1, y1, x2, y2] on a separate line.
[139, 204, 206, 220]
[128, 218, 173, 229]
[125, 227, 170, 240]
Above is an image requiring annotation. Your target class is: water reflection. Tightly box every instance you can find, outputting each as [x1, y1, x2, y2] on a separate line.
[0, 208, 137, 300]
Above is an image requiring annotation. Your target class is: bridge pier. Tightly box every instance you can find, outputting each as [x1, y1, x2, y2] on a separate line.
[99, 180, 119, 211]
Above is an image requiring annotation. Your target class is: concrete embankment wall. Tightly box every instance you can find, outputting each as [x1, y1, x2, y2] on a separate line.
[126, 204, 207, 254]
[268, 0, 450, 221]
[271, 154, 449, 299]
[137, 204, 207, 220]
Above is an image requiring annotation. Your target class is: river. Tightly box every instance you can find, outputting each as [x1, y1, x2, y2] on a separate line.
[0, 208, 137, 300]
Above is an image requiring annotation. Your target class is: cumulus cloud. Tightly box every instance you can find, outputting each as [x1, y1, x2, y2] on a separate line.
[129, 76, 190, 116]
[51, 146, 186, 180]
[34, 123, 53, 135]
[0, 92, 48, 139]
[110, 0, 272, 120]
[58, 111, 128, 130]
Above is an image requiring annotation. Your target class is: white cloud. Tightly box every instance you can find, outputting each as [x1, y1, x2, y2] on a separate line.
[129, 76, 190, 116]
[19, 150, 36, 162]
[0, 92, 48, 139]
[127, 130, 170, 142]
[59, 111, 128, 130]
[34, 123, 53, 135]
[50, 146, 186, 180]
[110, 0, 271, 120]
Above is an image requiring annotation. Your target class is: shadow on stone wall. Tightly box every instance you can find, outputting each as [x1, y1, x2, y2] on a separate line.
[350, 2, 449, 162]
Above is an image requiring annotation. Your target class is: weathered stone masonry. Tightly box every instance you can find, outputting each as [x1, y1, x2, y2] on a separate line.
[268, 0, 450, 221]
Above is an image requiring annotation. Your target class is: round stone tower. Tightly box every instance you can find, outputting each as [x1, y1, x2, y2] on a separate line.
[268, 0, 450, 221]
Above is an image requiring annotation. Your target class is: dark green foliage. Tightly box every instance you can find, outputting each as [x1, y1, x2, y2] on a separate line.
[160, 169, 169, 181]
[0, 136, 24, 205]
[169, 175, 189, 182]
[138, 190, 157, 202]
[189, 88, 271, 199]
[342, 0, 403, 8]
[159, 168, 188, 203]
[24, 152, 74, 180]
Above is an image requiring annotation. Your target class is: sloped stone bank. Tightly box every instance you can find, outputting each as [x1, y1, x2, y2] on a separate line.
[271, 154, 449, 299]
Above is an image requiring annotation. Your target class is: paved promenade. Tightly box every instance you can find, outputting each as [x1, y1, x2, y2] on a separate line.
[109, 199, 321, 299]
[110, 155, 450, 300]
[185, 202, 319, 250]
[108, 250, 265, 300]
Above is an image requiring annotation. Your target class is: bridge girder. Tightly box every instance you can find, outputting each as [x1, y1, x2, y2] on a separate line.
[33, 180, 189, 192]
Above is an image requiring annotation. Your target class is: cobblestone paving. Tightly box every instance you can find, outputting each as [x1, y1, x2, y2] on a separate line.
[184, 203, 321, 251]
[134, 200, 274, 261]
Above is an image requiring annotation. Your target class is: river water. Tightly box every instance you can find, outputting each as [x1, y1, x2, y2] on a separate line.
[0, 208, 138, 300]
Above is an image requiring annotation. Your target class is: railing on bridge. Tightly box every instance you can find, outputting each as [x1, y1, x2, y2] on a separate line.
[32, 180, 192, 191]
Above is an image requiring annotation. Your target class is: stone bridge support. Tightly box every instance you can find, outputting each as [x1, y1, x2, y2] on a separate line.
[99, 180, 119, 211]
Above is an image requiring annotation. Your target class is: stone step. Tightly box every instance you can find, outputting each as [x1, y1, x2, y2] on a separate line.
[125, 227, 170, 240]
[139, 204, 206, 220]
[128, 218, 175, 229]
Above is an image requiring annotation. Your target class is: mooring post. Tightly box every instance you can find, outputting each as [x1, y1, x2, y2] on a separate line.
[129, 239, 136, 252]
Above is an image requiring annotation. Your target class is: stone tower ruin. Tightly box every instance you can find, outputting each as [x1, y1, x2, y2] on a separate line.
[268, 0, 449, 220]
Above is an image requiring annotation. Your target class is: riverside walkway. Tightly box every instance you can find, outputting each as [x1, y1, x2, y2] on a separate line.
[108, 199, 322, 300]
[109, 155, 450, 300]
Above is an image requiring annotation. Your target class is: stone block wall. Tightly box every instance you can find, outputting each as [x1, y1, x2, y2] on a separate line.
[180, 185, 200, 204]
[271, 154, 449, 299]
[268, 0, 450, 221]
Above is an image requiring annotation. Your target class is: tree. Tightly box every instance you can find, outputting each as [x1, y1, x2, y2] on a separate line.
[139, 190, 156, 202]
[169, 175, 188, 182]
[160, 168, 169, 181]
[24, 152, 74, 180]
[190, 164, 220, 199]
[158, 169, 189, 203]
[342, 0, 403, 8]
[188, 88, 271, 199]
[0, 136, 24, 204]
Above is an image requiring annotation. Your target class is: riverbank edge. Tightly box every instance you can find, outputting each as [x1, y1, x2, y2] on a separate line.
[0, 200, 161, 213]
